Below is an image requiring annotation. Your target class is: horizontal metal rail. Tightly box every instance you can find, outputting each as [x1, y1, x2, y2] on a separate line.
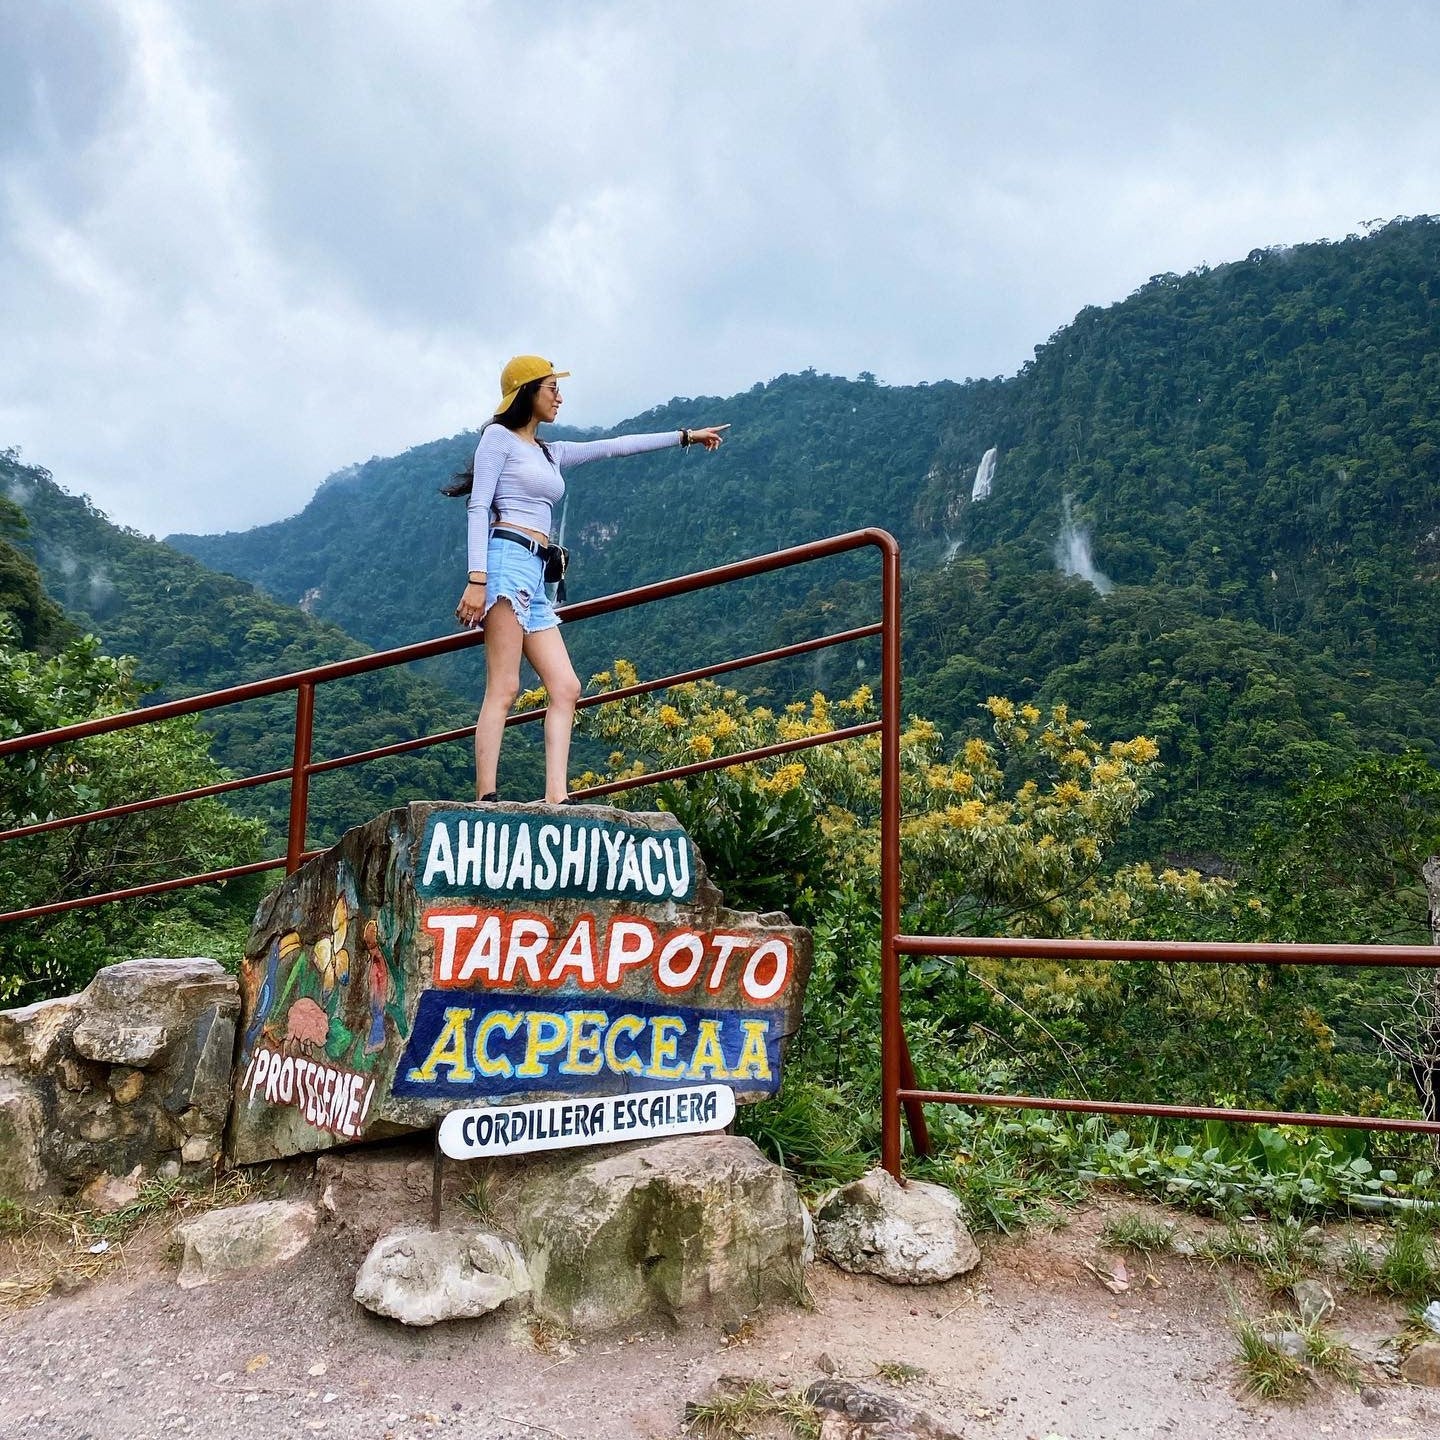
[0, 721, 880, 924]
[0, 532, 888, 758]
[1, 622, 879, 837]
[306, 622, 881, 779]
[0, 766, 294, 844]
[895, 933, 1440, 968]
[0, 857, 293, 923]
[896, 1090, 1440, 1135]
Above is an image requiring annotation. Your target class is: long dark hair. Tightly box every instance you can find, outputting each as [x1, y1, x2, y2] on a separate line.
[442, 378, 554, 497]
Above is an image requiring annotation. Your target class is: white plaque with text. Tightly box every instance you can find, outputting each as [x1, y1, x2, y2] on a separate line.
[438, 1083, 735, 1159]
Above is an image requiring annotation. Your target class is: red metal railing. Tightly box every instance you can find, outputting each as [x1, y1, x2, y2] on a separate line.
[0, 529, 900, 921]
[0, 521, 913, 1161]
[6, 526, 1438, 1175]
[884, 933, 1440, 1158]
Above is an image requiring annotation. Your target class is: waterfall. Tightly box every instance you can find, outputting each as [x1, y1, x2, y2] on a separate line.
[1054, 495, 1114, 595]
[971, 447, 997, 501]
[937, 446, 997, 565]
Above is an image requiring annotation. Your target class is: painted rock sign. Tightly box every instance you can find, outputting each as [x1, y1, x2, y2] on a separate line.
[228, 802, 812, 1164]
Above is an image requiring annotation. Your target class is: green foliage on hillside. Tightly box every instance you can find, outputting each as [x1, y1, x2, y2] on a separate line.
[1, 494, 73, 653]
[164, 218, 1440, 859]
[0, 617, 267, 1001]
[0, 451, 546, 842]
[902, 215, 1440, 850]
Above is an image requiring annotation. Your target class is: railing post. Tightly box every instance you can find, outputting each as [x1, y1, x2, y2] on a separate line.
[879, 538, 904, 1179]
[286, 682, 315, 874]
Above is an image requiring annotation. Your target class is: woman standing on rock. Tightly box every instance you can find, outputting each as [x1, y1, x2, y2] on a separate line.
[448, 355, 727, 805]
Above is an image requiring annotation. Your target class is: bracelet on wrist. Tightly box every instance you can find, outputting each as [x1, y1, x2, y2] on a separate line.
[680, 428, 691, 448]
[467, 573, 485, 584]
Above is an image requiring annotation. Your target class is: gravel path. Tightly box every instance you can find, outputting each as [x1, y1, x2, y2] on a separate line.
[4, 1190, 1439, 1439]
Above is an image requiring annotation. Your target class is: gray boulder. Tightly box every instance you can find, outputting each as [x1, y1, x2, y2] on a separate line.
[72, 958, 231, 1070]
[1259, 1329, 1309, 1361]
[0, 958, 238, 1199]
[804, 1379, 963, 1438]
[814, 1168, 979, 1284]
[1402, 1341, 1440, 1387]
[1291, 1277, 1335, 1327]
[353, 1225, 531, 1326]
[0, 1073, 47, 1195]
[515, 1133, 809, 1331]
[174, 1199, 319, 1288]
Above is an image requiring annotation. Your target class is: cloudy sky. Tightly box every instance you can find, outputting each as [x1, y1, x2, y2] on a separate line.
[3, 0, 1438, 537]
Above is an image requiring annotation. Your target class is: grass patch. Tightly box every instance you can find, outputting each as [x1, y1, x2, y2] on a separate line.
[736, 1077, 872, 1188]
[1194, 1219, 1321, 1292]
[683, 1380, 820, 1440]
[1338, 1234, 1378, 1287]
[1099, 1214, 1174, 1256]
[1234, 1313, 1308, 1400]
[1301, 1324, 1362, 1389]
[1375, 1223, 1440, 1299]
[1397, 1302, 1440, 1354]
[1340, 1217, 1440, 1300]
[0, 1169, 265, 1318]
[776, 1261, 815, 1312]
[458, 1171, 497, 1225]
[0, 1199, 24, 1237]
[87, 1170, 262, 1237]
[1232, 1309, 1360, 1401]
[525, 1314, 573, 1354]
[873, 1361, 926, 1384]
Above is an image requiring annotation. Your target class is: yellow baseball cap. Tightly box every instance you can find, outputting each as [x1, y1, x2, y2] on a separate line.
[495, 355, 570, 415]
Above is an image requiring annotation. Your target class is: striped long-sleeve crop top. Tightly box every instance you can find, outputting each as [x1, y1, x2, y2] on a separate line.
[466, 425, 681, 571]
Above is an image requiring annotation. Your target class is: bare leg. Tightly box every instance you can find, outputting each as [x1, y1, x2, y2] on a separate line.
[521, 626, 583, 803]
[474, 600, 524, 798]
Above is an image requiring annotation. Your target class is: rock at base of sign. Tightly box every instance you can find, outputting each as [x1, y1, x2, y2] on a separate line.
[515, 1133, 809, 1332]
[1, 959, 239, 1201]
[353, 1224, 531, 1327]
[813, 1169, 979, 1284]
[1402, 1341, 1440, 1387]
[79, 1165, 144, 1215]
[804, 1378, 964, 1438]
[173, 1200, 319, 1289]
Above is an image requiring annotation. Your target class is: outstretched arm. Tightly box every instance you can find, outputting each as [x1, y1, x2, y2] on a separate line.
[548, 424, 729, 468]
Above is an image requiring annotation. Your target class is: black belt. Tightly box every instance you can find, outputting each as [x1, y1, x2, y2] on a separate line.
[492, 526, 547, 556]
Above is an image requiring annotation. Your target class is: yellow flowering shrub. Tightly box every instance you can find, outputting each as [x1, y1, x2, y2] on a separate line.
[575, 660, 1237, 1012]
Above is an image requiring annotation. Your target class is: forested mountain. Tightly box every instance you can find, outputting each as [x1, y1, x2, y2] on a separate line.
[0, 451, 533, 842]
[165, 217, 1440, 856]
[903, 216, 1440, 848]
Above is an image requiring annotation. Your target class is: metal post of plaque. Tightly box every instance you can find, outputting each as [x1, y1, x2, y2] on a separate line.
[431, 1129, 443, 1229]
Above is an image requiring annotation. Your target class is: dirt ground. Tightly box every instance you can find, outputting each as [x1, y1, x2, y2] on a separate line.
[3, 1150, 1440, 1440]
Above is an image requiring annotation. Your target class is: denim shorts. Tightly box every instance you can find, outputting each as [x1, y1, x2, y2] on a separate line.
[483, 536, 560, 633]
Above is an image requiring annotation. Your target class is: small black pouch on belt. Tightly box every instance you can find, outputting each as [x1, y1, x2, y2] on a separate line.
[542, 544, 570, 604]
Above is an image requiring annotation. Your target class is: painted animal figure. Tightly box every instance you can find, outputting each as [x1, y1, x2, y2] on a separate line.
[284, 996, 330, 1054]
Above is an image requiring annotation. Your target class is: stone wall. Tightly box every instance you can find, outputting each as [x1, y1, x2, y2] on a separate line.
[0, 958, 237, 1200]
